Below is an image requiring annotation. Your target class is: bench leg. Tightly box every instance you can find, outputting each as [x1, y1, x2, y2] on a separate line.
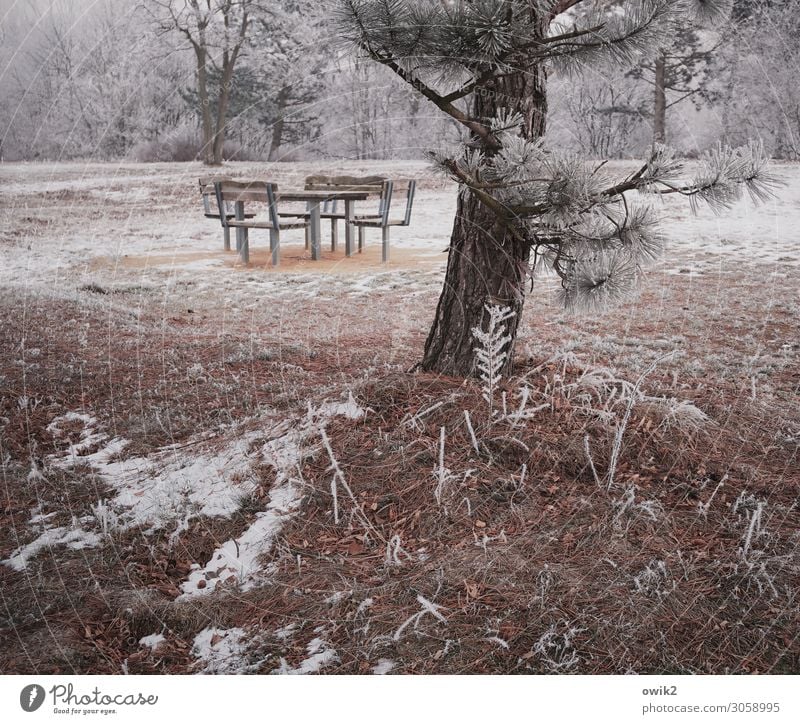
[382, 226, 390, 263]
[305, 225, 310, 250]
[358, 227, 365, 253]
[223, 226, 231, 252]
[331, 218, 338, 252]
[269, 228, 280, 268]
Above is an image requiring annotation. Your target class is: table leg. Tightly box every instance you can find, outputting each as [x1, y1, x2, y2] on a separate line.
[234, 203, 242, 252]
[309, 201, 322, 260]
[235, 201, 248, 263]
[344, 200, 354, 257]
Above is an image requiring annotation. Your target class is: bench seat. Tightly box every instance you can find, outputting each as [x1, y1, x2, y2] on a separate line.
[227, 218, 308, 230]
[279, 211, 345, 219]
[353, 216, 408, 226]
[204, 212, 255, 220]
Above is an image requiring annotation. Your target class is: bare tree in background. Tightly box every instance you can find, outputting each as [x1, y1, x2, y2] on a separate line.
[720, 0, 800, 159]
[147, 0, 261, 165]
[555, 72, 648, 157]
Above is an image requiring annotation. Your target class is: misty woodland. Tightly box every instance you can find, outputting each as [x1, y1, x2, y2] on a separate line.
[0, 0, 798, 675]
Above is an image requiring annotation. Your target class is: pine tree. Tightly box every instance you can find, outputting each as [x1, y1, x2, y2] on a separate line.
[628, 21, 720, 145]
[336, 0, 777, 377]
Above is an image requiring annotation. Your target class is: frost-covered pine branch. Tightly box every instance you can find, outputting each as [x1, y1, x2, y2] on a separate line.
[438, 137, 779, 312]
[472, 304, 515, 415]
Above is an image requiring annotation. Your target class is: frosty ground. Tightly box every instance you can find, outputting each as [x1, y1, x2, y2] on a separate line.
[0, 160, 798, 674]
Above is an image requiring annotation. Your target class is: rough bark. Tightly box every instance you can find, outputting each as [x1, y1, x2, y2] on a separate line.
[212, 57, 234, 165]
[268, 86, 290, 161]
[194, 45, 216, 166]
[420, 190, 535, 376]
[420, 37, 547, 377]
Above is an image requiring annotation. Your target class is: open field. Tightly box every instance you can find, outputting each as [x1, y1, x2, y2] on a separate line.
[0, 160, 798, 674]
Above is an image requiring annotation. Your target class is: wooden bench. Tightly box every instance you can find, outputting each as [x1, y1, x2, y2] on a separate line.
[280, 175, 387, 252]
[352, 179, 417, 262]
[199, 177, 255, 251]
[213, 180, 309, 266]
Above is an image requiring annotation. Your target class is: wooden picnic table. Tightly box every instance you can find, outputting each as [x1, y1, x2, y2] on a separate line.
[227, 188, 371, 263]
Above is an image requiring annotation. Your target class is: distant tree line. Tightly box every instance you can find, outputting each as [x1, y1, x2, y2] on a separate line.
[0, 0, 797, 163]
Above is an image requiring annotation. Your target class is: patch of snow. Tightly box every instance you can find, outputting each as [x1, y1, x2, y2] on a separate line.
[49, 414, 260, 535]
[139, 633, 166, 651]
[191, 627, 251, 675]
[179, 399, 365, 597]
[273, 637, 339, 675]
[356, 597, 374, 615]
[372, 659, 395, 675]
[178, 424, 304, 597]
[46, 411, 97, 435]
[3, 526, 102, 571]
[46, 412, 107, 460]
[177, 487, 300, 596]
[274, 623, 297, 642]
[28, 511, 58, 524]
[316, 392, 365, 421]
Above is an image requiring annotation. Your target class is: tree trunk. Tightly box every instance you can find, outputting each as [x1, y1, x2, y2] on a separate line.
[268, 86, 290, 161]
[212, 55, 235, 165]
[653, 53, 667, 146]
[420, 35, 547, 377]
[194, 46, 216, 166]
[420, 190, 535, 376]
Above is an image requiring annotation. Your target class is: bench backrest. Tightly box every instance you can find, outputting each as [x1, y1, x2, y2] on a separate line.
[396, 179, 417, 226]
[213, 180, 279, 229]
[199, 176, 230, 215]
[305, 174, 386, 214]
[376, 179, 417, 226]
[304, 174, 387, 193]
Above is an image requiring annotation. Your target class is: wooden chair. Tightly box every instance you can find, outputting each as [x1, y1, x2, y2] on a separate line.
[352, 179, 417, 262]
[279, 175, 386, 251]
[198, 177, 254, 251]
[213, 180, 308, 267]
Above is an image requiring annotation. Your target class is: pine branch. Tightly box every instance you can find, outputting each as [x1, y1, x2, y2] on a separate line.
[370, 54, 501, 150]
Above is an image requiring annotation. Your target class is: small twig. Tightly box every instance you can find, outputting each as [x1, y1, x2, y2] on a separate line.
[464, 410, 480, 455]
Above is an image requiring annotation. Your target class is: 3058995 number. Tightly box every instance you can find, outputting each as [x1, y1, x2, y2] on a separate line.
[730, 702, 780, 713]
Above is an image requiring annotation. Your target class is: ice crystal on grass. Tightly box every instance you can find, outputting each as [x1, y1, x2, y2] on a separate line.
[633, 559, 675, 598]
[393, 594, 448, 642]
[532, 621, 584, 672]
[472, 304, 515, 416]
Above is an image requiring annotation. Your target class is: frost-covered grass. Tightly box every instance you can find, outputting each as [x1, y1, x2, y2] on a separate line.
[0, 161, 797, 675]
